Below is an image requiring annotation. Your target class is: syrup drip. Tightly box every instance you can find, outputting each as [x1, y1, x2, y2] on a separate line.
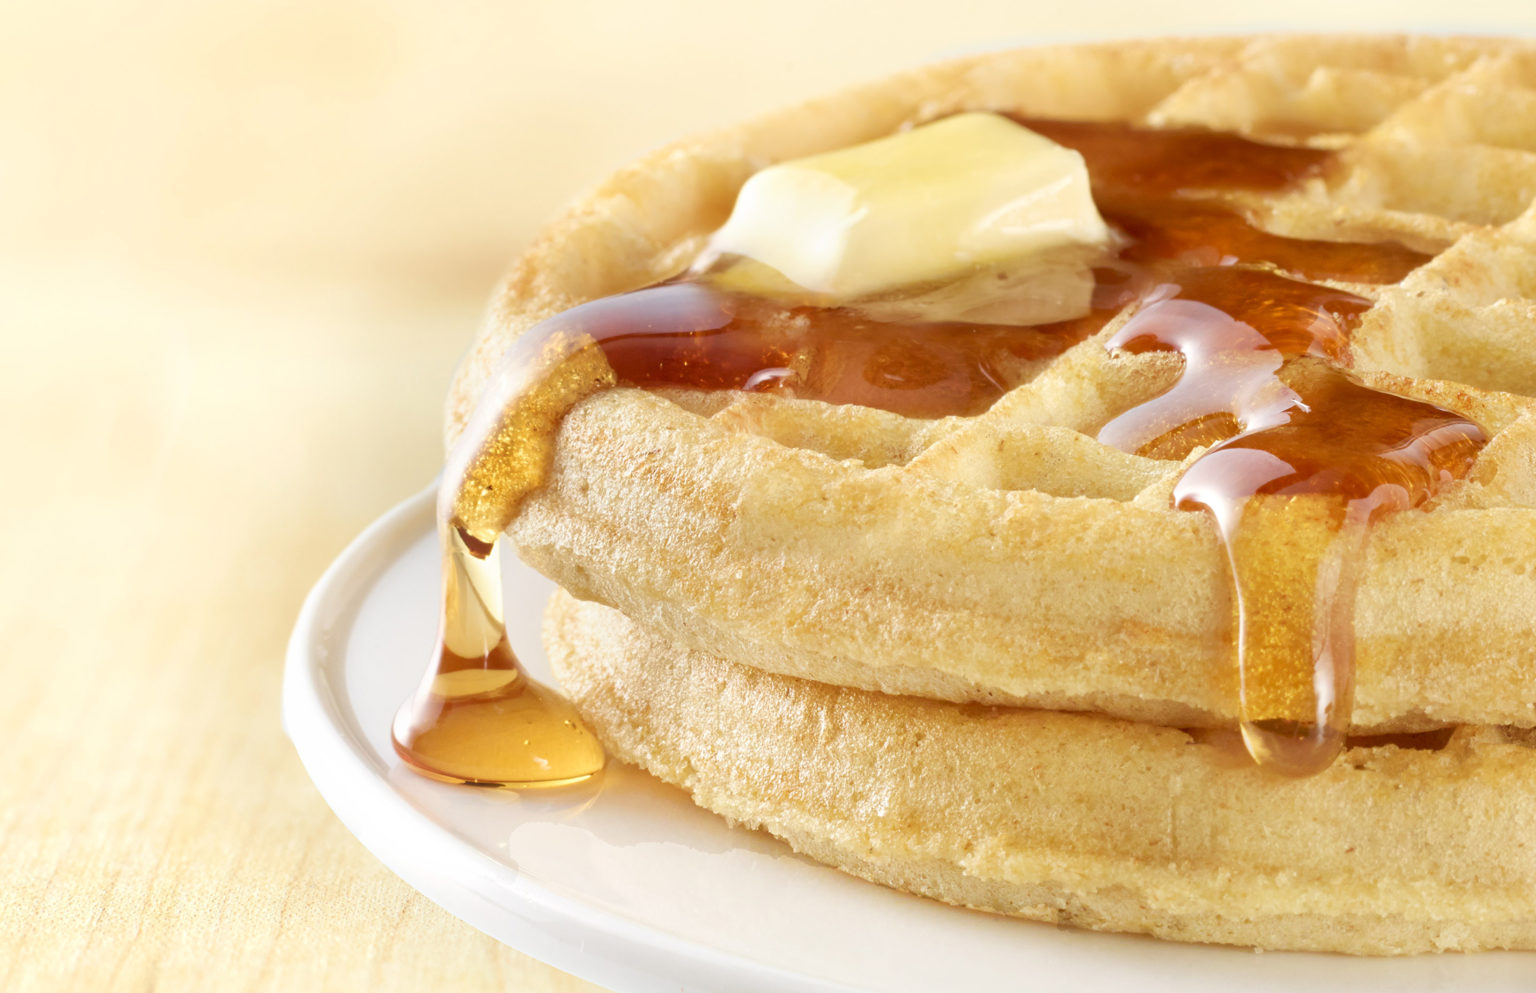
[394, 282, 1104, 784]
[1094, 271, 1483, 774]
[391, 306, 617, 785]
[392, 526, 605, 786]
[1027, 125, 1485, 775]
[1173, 367, 1484, 773]
[394, 118, 1483, 786]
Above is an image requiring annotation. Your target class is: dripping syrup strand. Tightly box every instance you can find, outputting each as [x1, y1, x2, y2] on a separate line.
[391, 522, 605, 787]
[391, 320, 622, 787]
[1019, 123, 1485, 775]
[1171, 371, 1484, 773]
[1093, 271, 1484, 772]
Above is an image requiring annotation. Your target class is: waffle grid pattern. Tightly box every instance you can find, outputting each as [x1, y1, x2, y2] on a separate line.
[677, 37, 1536, 739]
[716, 36, 1536, 507]
[456, 35, 1536, 742]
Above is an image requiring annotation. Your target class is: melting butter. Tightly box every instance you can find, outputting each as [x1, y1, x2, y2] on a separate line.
[709, 113, 1110, 301]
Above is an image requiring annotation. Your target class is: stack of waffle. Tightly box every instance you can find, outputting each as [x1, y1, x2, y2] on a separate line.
[448, 36, 1536, 954]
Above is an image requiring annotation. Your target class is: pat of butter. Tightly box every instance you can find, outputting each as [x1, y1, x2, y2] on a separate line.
[710, 112, 1109, 299]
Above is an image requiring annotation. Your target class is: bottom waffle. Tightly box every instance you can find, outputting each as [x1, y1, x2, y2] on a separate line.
[544, 588, 1536, 956]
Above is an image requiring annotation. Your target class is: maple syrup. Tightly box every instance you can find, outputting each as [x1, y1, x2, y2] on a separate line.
[1014, 118, 1332, 195]
[1172, 365, 1484, 774]
[392, 526, 605, 786]
[1038, 123, 1484, 775]
[393, 117, 1484, 786]
[1095, 273, 1482, 773]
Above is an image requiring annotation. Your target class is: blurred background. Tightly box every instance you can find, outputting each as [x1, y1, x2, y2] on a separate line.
[4, 2, 1534, 990]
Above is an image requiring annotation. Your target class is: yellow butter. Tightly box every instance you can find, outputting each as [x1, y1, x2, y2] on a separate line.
[709, 112, 1109, 299]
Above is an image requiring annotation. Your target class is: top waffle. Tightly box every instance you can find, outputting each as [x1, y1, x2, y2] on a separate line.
[448, 35, 1536, 735]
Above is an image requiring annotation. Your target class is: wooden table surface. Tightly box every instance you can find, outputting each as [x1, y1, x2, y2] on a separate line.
[5, 3, 1533, 990]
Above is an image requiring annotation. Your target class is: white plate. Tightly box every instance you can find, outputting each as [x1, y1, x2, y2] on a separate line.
[285, 485, 1535, 993]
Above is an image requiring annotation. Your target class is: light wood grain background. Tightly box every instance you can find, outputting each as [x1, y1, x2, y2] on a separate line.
[4, 2, 1533, 990]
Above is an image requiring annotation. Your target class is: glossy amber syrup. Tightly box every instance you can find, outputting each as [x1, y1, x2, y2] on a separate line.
[1014, 118, 1332, 194]
[1102, 196, 1429, 285]
[392, 526, 605, 786]
[1173, 366, 1484, 773]
[392, 301, 633, 786]
[566, 282, 1110, 418]
[394, 119, 1482, 786]
[1020, 115, 1430, 286]
[1097, 274, 1483, 773]
[1096, 268, 1363, 459]
[1030, 124, 1481, 775]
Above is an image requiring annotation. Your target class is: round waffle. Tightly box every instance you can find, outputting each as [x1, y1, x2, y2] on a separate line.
[451, 35, 1536, 734]
[546, 590, 1536, 955]
[445, 35, 1536, 951]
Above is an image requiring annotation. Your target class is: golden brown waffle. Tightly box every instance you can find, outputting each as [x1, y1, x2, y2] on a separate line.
[546, 590, 1536, 955]
[455, 35, 1536, 734]
[445, 35, 1536, 951]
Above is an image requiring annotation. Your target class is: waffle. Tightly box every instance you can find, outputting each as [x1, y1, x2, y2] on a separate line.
[546, 590, 1536, 955]
[445, 35, 1536, 952]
